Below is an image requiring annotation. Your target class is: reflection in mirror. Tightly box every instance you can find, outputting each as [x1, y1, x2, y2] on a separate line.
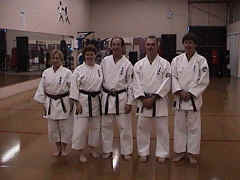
[0, 29, 74, 73]
[0, 29, 156, 75]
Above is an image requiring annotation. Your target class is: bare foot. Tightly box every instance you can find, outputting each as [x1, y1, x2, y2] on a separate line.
[52, 151, 61, 157]
[123, 154, 132, 161]
[90, 151, 100, 159]
[156, 157, 166, 164]
[172, 153, 185, 163]
[61, 150, 68, 156]
[80, 154, 88, 163]
[102, 152, 112, 159]
[139, 156, 148, 163]
[188, 154, 198, 164]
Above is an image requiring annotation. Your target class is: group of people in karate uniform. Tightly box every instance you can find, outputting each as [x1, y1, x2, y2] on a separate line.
[34, 32, 209, 164]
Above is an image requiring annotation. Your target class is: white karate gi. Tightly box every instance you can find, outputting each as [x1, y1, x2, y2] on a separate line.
[70, 63, 103, 150]
[34, 66, 73, 144]
[171, 52, 209, 154]
[133, 55, 171, 158]
[101, 55, 134, 155]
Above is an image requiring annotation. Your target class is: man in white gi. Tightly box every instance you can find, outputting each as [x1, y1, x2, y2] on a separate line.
[70, 45, 103, 163]
[101, 37, 134, 160]
[133, 36, 171, 163]
[171, 32, 209, 164]
[34, 49, 73, 156]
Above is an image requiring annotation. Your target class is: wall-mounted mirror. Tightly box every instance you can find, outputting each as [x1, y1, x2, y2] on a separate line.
[0, 29, 74, 74]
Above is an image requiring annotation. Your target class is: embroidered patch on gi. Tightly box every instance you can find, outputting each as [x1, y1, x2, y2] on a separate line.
[59, 77, 62, 84]
[157, 67, 161, 75]
[120, 67, 124, 75]
[202, 66, 208, 72]
[98, 69, 101, 77]
[166, 73, 171, 78]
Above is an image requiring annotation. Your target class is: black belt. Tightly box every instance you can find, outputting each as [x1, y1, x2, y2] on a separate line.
[190, 96, 197, 112]
[177, 96, 196, 112]
[103, 87, 126, 115]
[79, 90, 102, 117]
[141, 92, 156, 117]
[178, 97, 182, 112]
[45, 92, 69, 115]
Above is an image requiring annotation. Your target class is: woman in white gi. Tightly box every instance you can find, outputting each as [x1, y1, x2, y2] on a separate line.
[70, 45, 103, 163]
[171, 33, 209, 164]
[133, 36, 171, 163]
[34, 49, 73, 156]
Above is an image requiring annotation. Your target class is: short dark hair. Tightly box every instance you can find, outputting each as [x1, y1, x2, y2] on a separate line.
[82, 45, 97, 61]
[145, 35, 159, 46]
[182, 32, 198, 44]
[147, 35, 157, 40]
[110, 37, 125, 47]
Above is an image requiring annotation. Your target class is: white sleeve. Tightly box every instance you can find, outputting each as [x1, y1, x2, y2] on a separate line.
[126, 64, 134, 105]
[189, 58, 210, 98]
[69, 70, 80, 101]
[132, 63, 145, 99]
[171, 58, 182, 94]
[100, 60, 105, 85]
[67, 70, 72, 88]
[155, 62, 171, 98]
[33, 72, 46, 104]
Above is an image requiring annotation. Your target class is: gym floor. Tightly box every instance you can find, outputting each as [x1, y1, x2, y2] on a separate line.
[0, 76, 239, 180]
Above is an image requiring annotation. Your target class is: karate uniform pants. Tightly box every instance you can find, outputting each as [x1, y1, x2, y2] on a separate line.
[72, 115, 100, 150]
[173, 110, 201, 155]
[102, 114, 133, 155]
[48, 117, 73, 144]
[137, 116, 169, 157]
